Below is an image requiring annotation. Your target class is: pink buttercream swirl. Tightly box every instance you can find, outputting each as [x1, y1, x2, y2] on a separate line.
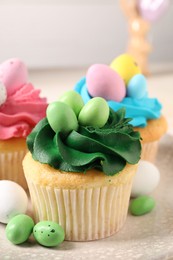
[0, 83, 47, 140]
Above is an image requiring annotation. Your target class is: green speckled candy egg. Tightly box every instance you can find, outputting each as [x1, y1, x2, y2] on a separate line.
[129, 195, 155, 216]
[58, 90, 84, 116]
[78, 97, 109, 127]
[33, 221, 65, 247]
[46, 101, 78, 134]
[6, 214, 34, 244]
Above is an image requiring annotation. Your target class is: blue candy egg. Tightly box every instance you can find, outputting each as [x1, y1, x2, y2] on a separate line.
[127, 74, 147, 99]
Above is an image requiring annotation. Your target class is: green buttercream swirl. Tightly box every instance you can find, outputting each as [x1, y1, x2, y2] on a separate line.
[27, 108, 141, 176]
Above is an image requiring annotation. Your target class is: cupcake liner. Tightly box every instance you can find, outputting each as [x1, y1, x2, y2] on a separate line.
[0, 150, 28, 190]
[141, 140, 159, 163]
[27, 177, 134, 241]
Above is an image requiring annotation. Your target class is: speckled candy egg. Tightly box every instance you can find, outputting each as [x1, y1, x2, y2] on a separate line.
[131, 160, 160, 198]
[0, 58, 28, 96]
[0, 180, 28, 224]
[110, 54, 141, 85]
[0, 81, 7, 106]
[33, 221, 65, 247]
[86, 64, 126, 102]
[127, 74, 147, 99]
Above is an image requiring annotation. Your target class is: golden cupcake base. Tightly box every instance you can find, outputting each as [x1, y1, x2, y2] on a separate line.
[0, 138, 28, 190]
[140, 140, 159, 163]
[135, 116, 167, 162]
[23, 152, 137, 241]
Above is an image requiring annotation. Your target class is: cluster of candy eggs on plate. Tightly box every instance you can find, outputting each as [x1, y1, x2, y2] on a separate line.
[6, 215, 65, 247]
[0, 180, 65, 247]
[86, 54, 147, 102]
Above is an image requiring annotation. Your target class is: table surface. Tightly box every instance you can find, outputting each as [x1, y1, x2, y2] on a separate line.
[0, 69, 173, 260]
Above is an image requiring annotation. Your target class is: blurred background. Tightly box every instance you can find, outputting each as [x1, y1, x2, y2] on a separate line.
[0, 0, 173, 70]
[0, 0, 173, 133]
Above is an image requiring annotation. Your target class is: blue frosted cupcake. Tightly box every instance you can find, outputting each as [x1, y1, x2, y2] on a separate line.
[74, 54, 167, 162]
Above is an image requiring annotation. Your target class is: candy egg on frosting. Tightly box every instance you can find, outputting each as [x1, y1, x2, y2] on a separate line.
[46, 101, 78, 135]
[0, 180, 28, 224]
[58, 90, 84, 116]
[86, 64, 126, 102]
[0, 81, 7, 106]
[131, 160, 160, 198]
[78, 97, 109, 127]
[110, 54, 141, 85]
[0, 58, 28, 96]
[127, 74, 147, 99]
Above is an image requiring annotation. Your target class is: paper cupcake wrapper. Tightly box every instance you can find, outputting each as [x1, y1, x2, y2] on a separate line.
[0, 150, 28, 190]
[27, 179, 134, 241]
[141, 140, 159, 163]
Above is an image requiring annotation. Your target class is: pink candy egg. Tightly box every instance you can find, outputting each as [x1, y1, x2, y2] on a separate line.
[0, 81, 7, 106]
[86, 64, 126, 102]
[0, 58, 28, 96]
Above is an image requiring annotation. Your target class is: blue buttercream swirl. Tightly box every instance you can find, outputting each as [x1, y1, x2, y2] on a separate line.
[74, 77, 162, 127]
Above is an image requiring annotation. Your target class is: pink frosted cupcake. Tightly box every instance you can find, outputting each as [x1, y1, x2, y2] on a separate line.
[0, 58, 47, 189]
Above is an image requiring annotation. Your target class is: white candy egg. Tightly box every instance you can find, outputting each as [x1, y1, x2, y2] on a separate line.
[131, 160, 160, 198]
[0, 81, 7, 106]
[0, 180, 28, 224]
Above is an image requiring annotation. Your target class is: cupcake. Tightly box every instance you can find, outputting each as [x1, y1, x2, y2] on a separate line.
[23, 91, 141, 241]
[0, 58, 47, 189]
[74, 54, 167, 162]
